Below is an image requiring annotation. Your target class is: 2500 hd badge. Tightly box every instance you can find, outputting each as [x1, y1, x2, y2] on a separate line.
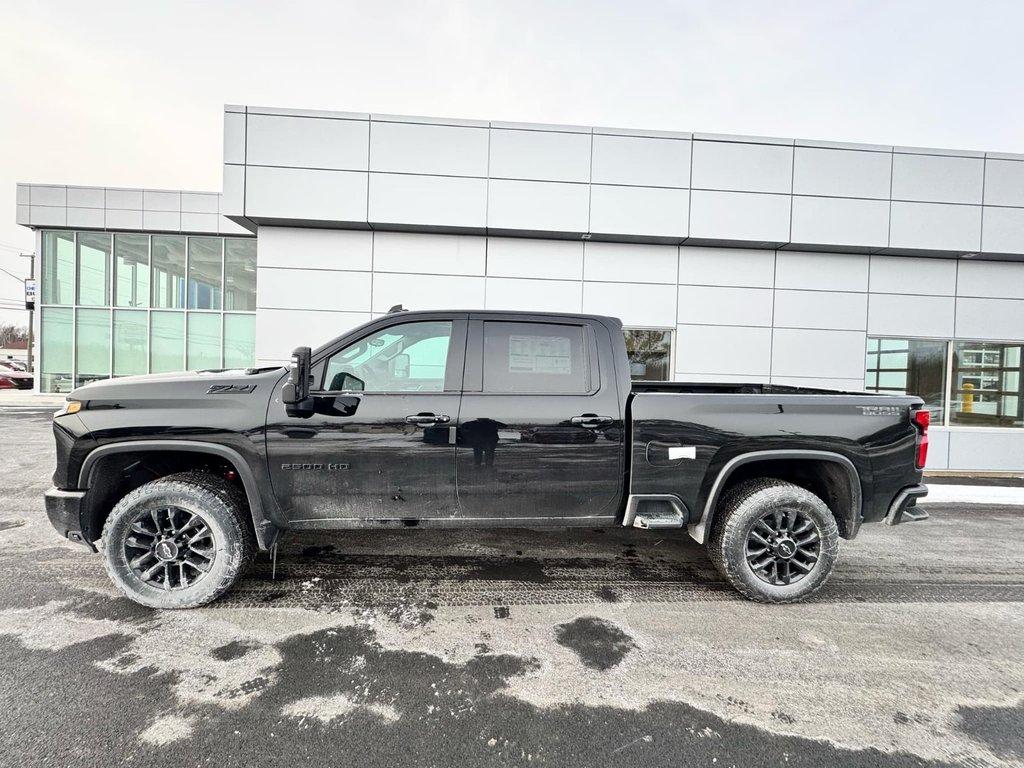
[280, 463, 349, 470]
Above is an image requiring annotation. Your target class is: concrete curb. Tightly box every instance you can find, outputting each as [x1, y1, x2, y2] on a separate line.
[0, 392, 65, 407]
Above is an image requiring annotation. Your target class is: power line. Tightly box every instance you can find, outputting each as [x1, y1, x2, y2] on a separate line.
[0, 242, 33, 254]
[0, 265, 27, 283]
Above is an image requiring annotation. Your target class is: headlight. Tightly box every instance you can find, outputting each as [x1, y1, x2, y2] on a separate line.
[55, 399, 82, 417]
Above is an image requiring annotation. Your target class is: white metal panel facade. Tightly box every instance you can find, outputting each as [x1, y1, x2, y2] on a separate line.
[15, 104, 1024, 472]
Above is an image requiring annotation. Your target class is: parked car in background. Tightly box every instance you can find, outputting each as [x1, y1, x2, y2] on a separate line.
[0, 363, 33, 390]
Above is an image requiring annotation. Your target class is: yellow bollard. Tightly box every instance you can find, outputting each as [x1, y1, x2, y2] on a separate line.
[962, 382, 974, 413]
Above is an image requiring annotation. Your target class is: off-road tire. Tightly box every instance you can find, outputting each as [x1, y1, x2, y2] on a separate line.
[708, 478, 840, 604]
[101, 472, 255, 609]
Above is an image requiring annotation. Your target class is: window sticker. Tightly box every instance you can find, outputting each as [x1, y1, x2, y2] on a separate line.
[508, 335, 572, 375]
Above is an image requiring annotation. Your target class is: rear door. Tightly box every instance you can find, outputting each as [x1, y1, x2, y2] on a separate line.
[454, 315, 625, 523]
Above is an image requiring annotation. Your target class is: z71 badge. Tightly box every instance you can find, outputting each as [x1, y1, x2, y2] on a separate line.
[207, 384, 257, 394]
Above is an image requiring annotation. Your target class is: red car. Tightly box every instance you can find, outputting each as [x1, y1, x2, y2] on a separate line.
[0, 361, 32, 390]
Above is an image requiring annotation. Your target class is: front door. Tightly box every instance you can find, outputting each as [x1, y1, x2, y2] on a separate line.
[266, 316, 467, 524]
[454, 316, 625, 523]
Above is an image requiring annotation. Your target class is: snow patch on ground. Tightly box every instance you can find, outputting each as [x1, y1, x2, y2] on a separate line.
[921, 484, 1024, 506]
[95, 609, 347, 709]
[139, 714, 195, 746]
[0, 601, 122, 650]
[282, 694, 400, 723]
[0, 600, 346, 712]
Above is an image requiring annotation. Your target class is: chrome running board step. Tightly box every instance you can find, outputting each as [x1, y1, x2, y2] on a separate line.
[624, 493, 690, 530]
[632, 510, 686, 529]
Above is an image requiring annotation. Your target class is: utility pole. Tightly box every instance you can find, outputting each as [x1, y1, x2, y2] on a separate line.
[23, 252, 35, 374]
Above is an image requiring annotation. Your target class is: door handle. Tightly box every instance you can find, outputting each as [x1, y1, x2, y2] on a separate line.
[405, 413, 450, 425]
[571, 414, 614, 429]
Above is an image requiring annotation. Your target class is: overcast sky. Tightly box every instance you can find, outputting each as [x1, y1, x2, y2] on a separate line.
[2, 0, 1023, 324]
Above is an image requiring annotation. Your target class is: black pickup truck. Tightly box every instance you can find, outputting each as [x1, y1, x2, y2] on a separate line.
[44, 310, 929, 609]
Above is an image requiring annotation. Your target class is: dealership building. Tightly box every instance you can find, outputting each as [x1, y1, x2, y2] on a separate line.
[15, 103, 1024, 471]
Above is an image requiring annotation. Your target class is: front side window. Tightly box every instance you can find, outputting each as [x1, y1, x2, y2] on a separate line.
[865, 338, 947, 420]
[323, 321, 453, 393]
[950, 342, 1023, 428]
[624, 329, 672, 381]
[482, 321, 590, 394]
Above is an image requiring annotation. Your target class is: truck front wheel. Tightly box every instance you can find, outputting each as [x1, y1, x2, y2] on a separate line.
[101, 472, 255, 609]
[708, 478, 839, 603]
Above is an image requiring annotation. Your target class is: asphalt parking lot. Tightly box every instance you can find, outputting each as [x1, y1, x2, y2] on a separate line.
[1, 408, 1022, 768]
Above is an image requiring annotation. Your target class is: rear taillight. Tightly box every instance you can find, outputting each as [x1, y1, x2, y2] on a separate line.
[913, 409, 930, 468]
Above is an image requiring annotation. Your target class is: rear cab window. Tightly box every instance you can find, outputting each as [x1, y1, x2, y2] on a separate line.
[477, 320, 596, 394]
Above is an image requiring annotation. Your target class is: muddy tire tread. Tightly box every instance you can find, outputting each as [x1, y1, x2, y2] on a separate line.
[708, 477, 840, 604]
[101, 472, 255, 609]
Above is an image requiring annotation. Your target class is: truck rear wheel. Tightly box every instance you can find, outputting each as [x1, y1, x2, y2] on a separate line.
[101, 472, 255, 609]
[708, 478, 839, 603]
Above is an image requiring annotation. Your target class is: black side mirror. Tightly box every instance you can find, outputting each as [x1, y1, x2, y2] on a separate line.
[283, 346, 314, 417]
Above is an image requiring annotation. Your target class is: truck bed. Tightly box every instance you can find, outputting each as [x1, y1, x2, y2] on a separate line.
[631, 381, 875, 396]
[625, 385, 920, 539]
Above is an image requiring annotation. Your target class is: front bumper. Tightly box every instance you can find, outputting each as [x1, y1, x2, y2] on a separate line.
[884, 484, 929, 526]
[43, 487, 96, 551]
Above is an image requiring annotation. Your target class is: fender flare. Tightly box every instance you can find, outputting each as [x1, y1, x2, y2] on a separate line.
[689, 449, 862, 544]
[79, 440, 278, 550]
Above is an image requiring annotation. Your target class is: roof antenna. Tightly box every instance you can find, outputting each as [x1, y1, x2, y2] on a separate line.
[387, 304, 408, 314]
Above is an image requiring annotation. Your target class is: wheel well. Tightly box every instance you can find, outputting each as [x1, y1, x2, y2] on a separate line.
[714, 458, 860, 539]
[80, 451, 250, 543]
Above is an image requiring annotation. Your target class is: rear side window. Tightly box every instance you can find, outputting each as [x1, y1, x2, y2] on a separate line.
[482, 321, 591, 394]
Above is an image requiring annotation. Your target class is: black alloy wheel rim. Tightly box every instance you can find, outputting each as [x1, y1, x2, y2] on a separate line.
[744, 507, 821, 586]
[124, 507, 216, 591]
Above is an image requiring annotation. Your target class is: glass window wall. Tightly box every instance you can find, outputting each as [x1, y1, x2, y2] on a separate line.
[224, 314, 256, 369]
[40, 307, 73, 393]
[224, 239, 257, 310]
[624, 329, 672, 381]
[77, 233, 111, 306]
[864, 338, 947, 421]
[113, 310, 148, 376]
[114, 234, 150, 308]
[151, 236, 186, 309]
[187, 314, 222, 370]
[187, 237, 223, 310]
[951, 342, 1023, 428]
[41, 231, 75, 305]
[150, 311, 185, 373]
[867, 337, 1024, 428]
[38, 231, 257, 392]
[75, 308, 111, 387]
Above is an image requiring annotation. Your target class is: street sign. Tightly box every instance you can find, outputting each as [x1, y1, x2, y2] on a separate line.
[24, 278, 36, 311]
